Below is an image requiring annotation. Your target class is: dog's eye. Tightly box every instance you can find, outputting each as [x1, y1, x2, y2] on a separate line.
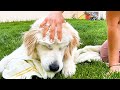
[59, 47, 62, 51]
[42, 45, 53, 50]
[66, 45, 69, 47]
[59, 45, 68, 51]
[47, 45, 53, 50]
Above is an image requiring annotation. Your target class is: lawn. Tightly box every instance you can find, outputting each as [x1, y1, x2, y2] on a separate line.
[0, 19, 120, 79]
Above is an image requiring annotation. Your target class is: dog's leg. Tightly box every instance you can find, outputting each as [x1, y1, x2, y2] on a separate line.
[62, 56, 76, 78]
[62, 48, 76, 78]
[74, 45, 102, 64]
[0, 45, 29, 72]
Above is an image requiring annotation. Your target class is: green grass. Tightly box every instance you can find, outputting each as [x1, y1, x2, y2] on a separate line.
[0, 21, 34, 60]
[0, 19, 120, 79]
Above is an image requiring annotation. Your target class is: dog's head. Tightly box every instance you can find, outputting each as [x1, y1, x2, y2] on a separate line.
[23, 19, 80, 77]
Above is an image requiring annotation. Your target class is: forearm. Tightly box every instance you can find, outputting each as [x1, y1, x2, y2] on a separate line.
[108, 27, 119, 66]
[49, 11, 64, 14]
[106, 11, 120, 67]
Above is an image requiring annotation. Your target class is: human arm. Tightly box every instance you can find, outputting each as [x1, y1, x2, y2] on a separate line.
[106, 11, 120, 72]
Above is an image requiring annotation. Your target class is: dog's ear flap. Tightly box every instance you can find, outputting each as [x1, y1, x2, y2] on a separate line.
[69, 35, 80, 54]
[64, 34, 80, 60]
[23, 30, 39, 59]
[64, 47, 70, 60]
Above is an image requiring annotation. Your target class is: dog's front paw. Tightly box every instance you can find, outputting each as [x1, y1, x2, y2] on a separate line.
[62, 61, 76, 78]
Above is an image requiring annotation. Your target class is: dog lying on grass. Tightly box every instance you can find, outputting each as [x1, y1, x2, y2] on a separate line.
[0, 17, 81, 79]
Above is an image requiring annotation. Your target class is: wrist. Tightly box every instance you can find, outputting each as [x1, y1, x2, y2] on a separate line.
[50, 11, 63, 14]
[109, 63, 120, 68]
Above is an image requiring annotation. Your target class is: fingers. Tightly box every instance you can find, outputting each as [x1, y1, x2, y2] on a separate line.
[41, 18, 51, 38]
[40, 18, 48, 27]
[57, 23, 62, 41]
[109, 65, 120, 73]
[40, 17, 63, 42]
[42, 25, 49, 38]
[42, 22, 62, 41]
[50, 21, 56, 41]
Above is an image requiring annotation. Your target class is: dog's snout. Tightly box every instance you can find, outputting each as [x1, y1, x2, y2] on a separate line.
[49, 62, 59, 72]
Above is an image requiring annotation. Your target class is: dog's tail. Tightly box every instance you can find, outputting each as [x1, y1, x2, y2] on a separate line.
[74, 45, 102, 64]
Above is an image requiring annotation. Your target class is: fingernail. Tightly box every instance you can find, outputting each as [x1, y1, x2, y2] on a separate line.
[50, 39, 53, 43]
[58, 39, 61, 43]
[43, 37, 45, 41]
[40, 25, 42, 27]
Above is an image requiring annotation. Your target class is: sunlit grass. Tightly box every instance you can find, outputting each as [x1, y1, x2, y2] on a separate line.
[0, 19, 119, 79]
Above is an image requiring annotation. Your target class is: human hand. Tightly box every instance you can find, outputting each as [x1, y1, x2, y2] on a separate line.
[106, 65, 120, 77]
[40, 11, 64, 42]
[109, 65, 120, 72]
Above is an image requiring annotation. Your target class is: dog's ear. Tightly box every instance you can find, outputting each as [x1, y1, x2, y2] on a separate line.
[64, 34, 80, 60]
[69, 35, 80, 55]
[23, 30, 39, 59]
[64, 47, 70, 60]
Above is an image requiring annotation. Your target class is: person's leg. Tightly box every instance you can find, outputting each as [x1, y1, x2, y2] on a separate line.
[99, 40, 109, 62]
[100, 40, 120, 62]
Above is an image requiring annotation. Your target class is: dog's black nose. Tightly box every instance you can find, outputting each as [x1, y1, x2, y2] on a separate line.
[49, 62, 59, 72]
